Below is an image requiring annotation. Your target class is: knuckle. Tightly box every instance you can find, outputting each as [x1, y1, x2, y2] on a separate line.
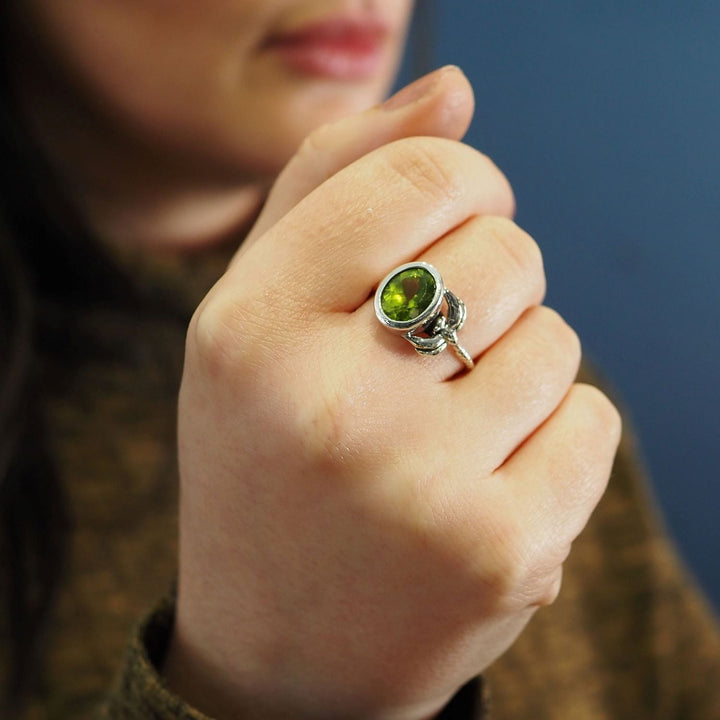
[530, 306, 582, 366]
[188, 299, 241, 375]
[296, 120, 336, 159]
[471, 489, 573, 610]
[493, 533, 564, 609]
[298, 373, 382, 477]
[476, 510, 534, 604]
[547, 385, 621, 516]
[482, 217, 546, 302]
[571, 383, 623, 444]
[189, 294, 269, 381]
[383, 137, 463, 206]
[455, 492, 564, 612]
[533, 568, 564, 608]
[474, 154, 516, 217]
[302, 390, 358, 472]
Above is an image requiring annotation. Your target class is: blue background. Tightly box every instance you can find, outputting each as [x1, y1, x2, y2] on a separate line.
[399, 1, 719, 610]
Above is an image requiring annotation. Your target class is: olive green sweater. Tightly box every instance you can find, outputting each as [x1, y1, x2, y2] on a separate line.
[10, 247, 720, 719]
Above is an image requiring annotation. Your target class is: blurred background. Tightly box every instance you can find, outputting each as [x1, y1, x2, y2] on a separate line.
[398, 0, 720, 610]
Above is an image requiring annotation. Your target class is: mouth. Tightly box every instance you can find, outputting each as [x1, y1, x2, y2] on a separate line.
[263, 17, 390, 80]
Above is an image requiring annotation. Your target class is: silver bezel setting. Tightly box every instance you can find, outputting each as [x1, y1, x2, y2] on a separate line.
[374, 261, 474, 371]
[374, 261, 444, 332]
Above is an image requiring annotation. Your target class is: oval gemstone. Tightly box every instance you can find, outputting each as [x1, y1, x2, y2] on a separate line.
[380, 266, 436, 322]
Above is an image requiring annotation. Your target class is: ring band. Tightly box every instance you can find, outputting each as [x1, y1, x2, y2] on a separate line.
[374, 262, 474, 370]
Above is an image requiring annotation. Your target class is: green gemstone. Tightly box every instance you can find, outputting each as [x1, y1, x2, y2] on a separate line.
[380, 266, 436, 322]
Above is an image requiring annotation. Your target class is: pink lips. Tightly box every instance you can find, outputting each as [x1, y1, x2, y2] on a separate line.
[265, 18, 389, 80]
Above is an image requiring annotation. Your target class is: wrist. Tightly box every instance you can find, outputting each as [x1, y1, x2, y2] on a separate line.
[162, 609, 453, 720]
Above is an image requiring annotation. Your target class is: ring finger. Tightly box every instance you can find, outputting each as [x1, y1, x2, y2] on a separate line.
[353, 215, 546, 382]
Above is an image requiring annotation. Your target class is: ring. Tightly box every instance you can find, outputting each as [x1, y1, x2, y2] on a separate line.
[374, 262, 474, 370]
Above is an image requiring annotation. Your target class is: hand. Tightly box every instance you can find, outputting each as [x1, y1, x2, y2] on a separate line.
[164, 67, 621, 720]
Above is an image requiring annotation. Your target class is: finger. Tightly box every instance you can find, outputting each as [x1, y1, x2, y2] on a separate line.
[344, 304, 579, 484]
[222, 136, 515, 317]
[350, 215, 546, 381]
[433, 384, 619, 611]
[438, 305, 582, 476]
[239, 66, 484, 254]
[494, 383, 622, 559]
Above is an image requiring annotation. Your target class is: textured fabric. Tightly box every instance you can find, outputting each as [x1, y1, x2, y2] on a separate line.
[98, 596, 212, 720]
[5, 246, 720, 719]
[99, 595, 489, 720]
[98, 594, 490, 720]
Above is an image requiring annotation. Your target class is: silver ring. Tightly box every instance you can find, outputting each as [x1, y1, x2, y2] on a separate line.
[374, 262, 474, 370]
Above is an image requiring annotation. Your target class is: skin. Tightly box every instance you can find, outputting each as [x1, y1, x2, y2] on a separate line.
[17, 0, 414, 247]
[16, 2, 622, 719]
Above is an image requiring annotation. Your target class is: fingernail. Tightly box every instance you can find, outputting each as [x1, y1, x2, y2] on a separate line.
[382, 65, 460, 111]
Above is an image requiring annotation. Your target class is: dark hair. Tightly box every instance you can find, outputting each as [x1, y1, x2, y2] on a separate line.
[0, 7, 140, 710]
[0, 138, 68, 717]
[1, 16, 63, 712]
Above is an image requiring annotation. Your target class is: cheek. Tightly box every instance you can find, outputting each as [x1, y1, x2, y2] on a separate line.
[22, 0, 265, 159]
[22, 0, 412, 178]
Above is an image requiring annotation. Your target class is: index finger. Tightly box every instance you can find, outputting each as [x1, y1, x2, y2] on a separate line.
[222, 136, 514, 314]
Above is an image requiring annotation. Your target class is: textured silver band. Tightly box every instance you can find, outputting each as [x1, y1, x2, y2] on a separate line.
[404, 289, 474, 370]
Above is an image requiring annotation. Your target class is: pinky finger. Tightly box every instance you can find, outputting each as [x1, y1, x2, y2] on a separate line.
[497, 383, 622, 554]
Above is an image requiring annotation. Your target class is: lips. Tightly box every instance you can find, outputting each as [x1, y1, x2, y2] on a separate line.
[264, 18, 389, 80]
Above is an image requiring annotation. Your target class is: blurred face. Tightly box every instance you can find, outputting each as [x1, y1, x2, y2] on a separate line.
[20, 0, 415, 182]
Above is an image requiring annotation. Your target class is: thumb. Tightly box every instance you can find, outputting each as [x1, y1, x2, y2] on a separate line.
[238, 65, 479, 253]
